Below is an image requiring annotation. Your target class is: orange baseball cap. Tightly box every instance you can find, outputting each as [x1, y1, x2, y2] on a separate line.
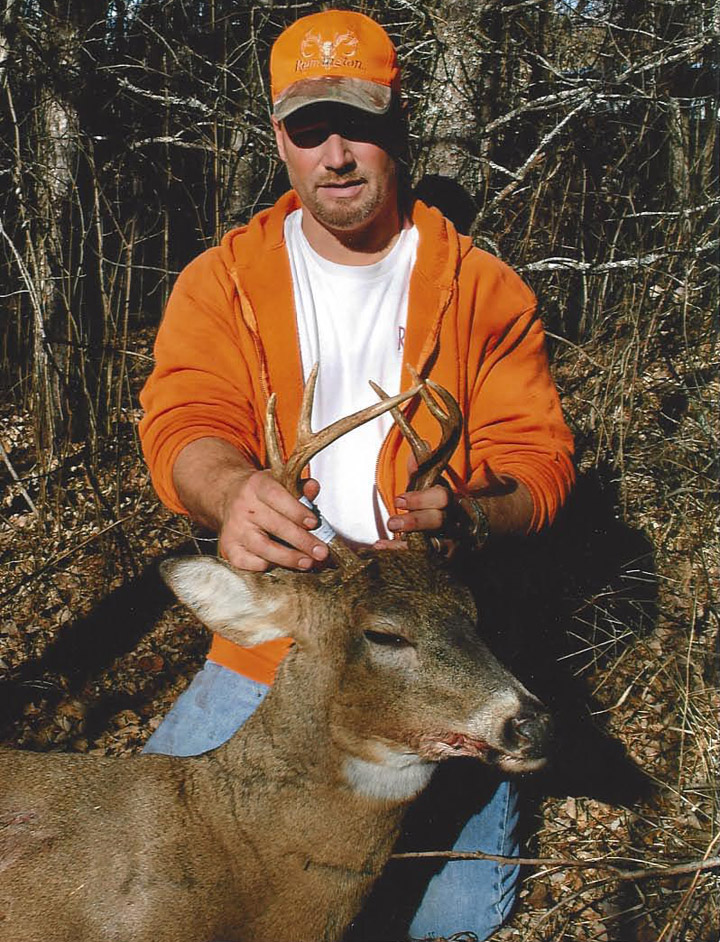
[271, 10, 401, 121]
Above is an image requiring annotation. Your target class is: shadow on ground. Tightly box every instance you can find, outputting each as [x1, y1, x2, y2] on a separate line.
[461, 467, 657, 805]
[0, 540, 199, 743]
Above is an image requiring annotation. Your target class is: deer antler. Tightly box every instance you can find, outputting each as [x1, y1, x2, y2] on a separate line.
[369, 369, 462, 552]
[369, 368, 462, 491]
[265, 363, 423, 570]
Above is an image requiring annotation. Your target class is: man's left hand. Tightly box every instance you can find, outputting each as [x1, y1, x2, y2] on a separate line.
[374, 484, 459, 555]
[386, 484, 450, 536]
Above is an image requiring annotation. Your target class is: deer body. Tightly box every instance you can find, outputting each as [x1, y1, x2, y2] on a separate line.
[0, 551, 550, 942]
[1, 713, 403, 942]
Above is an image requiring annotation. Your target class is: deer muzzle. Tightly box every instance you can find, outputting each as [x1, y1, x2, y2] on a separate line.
[490, 694, 553, 773]
[419, 692, 552, 774]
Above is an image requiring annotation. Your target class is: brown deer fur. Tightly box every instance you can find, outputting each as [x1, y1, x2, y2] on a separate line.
[0, 550, 550, 942]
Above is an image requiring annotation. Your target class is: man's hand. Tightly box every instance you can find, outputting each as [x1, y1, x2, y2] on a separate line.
[374, 484, 456, 554]
[374, 472, 534, 552]
[386, 485, 450, 536]
[218, 470, 329, 571]
[173, 438, 330, 572]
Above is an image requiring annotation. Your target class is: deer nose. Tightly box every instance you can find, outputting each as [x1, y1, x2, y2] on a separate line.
[506, 708, 553, 757]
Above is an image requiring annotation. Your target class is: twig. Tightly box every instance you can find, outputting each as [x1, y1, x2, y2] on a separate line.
[116, 77, 215, 115]
[544, 331, 608, 371]
[656, 832, 720, 942]
[519, 239, 720, 273]
[524, 845, 720, 938]
[0, 511, 143, 606]
[391, 849, 720, 882]
[490, 93, 594, 208]
[0, 441, 37, 515]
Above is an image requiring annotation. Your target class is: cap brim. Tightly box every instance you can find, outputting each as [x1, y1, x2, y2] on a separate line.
[273, 76, 393, 121]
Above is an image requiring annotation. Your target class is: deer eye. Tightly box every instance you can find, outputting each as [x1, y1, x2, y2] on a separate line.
[364, 629, 413, 649]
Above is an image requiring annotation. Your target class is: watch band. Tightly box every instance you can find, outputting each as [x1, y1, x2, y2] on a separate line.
[457, 495, 490, 550]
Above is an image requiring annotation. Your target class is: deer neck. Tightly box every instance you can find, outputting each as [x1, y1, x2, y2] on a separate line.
[223, 653, 436, 802]
[196, 663, 415, 930]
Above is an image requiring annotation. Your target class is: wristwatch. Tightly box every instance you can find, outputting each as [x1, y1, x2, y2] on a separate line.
[457, 495, 490, 551]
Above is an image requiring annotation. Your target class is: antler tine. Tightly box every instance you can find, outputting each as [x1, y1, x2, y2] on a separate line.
[371, 373, 462, 554]
[409, 378, 463, 492]
[265, 392, 285, 480]
[370, 369, 462, 492]
[276, 363, 423, 498]
[368, 379, 431, 469]
[295, 360, 321, 452]
[265, 362, 320, 493]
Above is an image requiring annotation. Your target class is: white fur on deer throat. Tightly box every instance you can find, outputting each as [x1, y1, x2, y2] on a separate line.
[343, 743, 435, 802]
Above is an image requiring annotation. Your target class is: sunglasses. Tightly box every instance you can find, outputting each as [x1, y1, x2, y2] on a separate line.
[283, 105, 394, 150]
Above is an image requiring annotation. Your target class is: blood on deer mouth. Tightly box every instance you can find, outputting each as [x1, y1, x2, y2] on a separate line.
[420, 732, 493, 761]
[420, 732, 549, 773]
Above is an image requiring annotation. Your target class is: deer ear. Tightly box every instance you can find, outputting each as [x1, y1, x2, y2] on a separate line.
[160, 557, 295, 647]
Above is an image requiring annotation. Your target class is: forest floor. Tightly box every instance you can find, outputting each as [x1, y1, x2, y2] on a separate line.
[0, 328, 717, 942]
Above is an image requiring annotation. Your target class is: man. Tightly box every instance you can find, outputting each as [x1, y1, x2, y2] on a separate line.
[139, 9, 575, 940]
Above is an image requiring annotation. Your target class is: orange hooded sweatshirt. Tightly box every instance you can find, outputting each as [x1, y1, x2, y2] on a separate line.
[140, 191, 575, 683]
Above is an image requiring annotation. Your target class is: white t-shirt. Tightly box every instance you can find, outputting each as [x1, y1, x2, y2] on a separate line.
[284, 209, 419, 546]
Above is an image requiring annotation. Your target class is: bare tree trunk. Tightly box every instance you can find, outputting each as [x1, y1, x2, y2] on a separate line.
[2, 8, 81, 459]
[667, 97, 691, 208]
[415, 0, 490, 190]
[217, 3, 266, 226]
[37, 93, 80, 440]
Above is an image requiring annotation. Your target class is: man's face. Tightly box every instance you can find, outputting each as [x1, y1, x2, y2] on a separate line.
[272, 102, 401, 233]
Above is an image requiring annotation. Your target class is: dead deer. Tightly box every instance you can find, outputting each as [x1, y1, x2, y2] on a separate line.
[0, 371, 551, 942]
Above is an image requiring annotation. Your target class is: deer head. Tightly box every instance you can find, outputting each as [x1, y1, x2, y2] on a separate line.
[162, 371, 551, 802]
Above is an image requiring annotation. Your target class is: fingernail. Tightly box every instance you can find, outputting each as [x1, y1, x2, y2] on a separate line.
[304, 515, 318, 529]
[394, 496, 407, 509]
[388, 518, 403, 532]
[298, 557, 313, 570]
[312, 544, 328, 559]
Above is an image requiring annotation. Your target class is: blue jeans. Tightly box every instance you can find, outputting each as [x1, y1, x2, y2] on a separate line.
[144, 660, 521, 941]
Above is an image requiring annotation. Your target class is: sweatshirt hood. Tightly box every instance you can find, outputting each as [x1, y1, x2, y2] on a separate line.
[219, 192, 305, 458]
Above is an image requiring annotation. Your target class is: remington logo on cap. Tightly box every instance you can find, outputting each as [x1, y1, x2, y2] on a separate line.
[298, 29, 362, 71]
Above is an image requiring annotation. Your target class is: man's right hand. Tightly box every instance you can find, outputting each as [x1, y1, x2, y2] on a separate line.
[172, 437, 329, 572]
[217, 469, 329, 571]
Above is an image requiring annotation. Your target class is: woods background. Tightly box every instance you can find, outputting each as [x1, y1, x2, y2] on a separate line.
[0, 1, 717, 940]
